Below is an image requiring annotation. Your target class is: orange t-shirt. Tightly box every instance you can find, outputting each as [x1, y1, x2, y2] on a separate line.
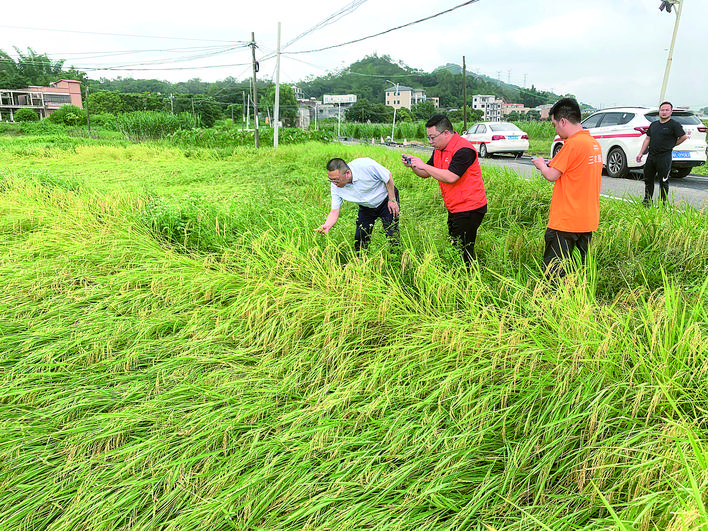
[548, 130, 602, 232]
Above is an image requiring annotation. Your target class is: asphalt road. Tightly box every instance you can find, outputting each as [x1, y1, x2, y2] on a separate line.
[341, 139, 708, 209]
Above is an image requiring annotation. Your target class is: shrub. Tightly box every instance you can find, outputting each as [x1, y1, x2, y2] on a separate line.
[19, 120, 68, 136]
[48, 105, 87, 126]
[14, 108, 40, 123]
[88, 113, 119, 130]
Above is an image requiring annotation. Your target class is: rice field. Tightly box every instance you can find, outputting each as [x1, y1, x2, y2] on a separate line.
[1, 135, 707, 530]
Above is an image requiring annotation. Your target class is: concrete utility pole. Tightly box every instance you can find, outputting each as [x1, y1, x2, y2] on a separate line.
[85, 84, 91, 135]
[658, 0, 683, 103]
[386, 80, 398, 141]
[274, 22, 281, 148]
[462, 56, 467, 131]
[250, 32, 260, 148]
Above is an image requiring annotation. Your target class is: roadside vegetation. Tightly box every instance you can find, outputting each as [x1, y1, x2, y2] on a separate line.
[1, 130, 707, 530]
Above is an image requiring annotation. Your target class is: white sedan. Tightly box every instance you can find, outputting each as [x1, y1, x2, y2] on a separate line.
[462, 122, 529, 158]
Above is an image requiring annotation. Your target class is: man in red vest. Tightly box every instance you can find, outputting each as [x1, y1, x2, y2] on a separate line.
[402, 114, 487, 266]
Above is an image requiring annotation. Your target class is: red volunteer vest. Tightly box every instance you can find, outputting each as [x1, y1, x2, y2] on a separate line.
[432, 133, 487, 213]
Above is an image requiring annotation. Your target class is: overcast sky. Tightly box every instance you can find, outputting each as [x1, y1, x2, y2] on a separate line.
[1, 0, 705, 110]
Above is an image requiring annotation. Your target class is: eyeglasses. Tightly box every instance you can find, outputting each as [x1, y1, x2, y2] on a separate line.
[427, 130, 446, 142]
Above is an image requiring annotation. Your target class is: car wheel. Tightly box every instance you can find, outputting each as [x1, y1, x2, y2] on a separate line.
[479, 144, 488, 158]
[606, 147, 628, 178]
[670, 167, 691, 179]
[552, 143, 563, 157]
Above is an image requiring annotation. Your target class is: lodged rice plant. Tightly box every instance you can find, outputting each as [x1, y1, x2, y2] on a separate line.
[1, 140, 708, 530]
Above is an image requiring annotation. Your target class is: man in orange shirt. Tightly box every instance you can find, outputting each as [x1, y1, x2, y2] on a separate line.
[532, 98, 602, 278]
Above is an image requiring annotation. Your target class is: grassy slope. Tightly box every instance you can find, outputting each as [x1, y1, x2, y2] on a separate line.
[1, 138, 708, 530]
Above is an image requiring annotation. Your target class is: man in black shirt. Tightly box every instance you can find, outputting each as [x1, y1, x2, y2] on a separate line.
[636, 101, 687, 205]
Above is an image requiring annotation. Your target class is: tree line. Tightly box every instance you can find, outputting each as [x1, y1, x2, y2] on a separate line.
[2, 48, 566, 127]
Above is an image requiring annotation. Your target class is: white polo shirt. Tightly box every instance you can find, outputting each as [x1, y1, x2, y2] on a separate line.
[331, 158, 391, 209]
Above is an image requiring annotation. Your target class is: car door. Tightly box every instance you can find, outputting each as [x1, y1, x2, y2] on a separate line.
[465, 124, 483, 148]
[590, 112, 636, 159]
[473, 124, 489, 149]
[462, 124, 478, 141]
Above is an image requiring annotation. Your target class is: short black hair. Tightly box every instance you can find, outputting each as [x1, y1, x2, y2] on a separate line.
[659, 101, 673, 109]
[425, 114, 453, 132]
[326, 158, 349, 172]
[549, 97, 581, 124]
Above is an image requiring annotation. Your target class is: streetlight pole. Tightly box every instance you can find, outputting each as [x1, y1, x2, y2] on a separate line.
[386, 80, 398, 141]
[658, 0, 683, 103]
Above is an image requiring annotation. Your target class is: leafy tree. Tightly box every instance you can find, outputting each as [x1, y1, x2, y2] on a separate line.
[411, 100, 438, 121]
[447, 106, 482, 125]
[395, 107, 413, 123]
[262, 84, 298, 126]
[345, 99, 375, 122]
[173, 78, 209, 95]
[0, 47, 87, 89]
[526, 110, 541, 121]
[371, 104, 394, 123]
[519, 85, 554, 108]
[87, 91, 124, 114]
[191, 97, 222, 127]
[95, 77, 171, 94]
[506, 110, 523, 122]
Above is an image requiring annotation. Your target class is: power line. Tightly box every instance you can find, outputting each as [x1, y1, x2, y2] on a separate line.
[281, 0, 369, 51]
[0, 25, 246, 44]
[286, 0, 481, 55]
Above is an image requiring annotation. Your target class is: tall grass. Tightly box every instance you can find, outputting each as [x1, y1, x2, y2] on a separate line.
[1, 140, 708, 530]
[329, 120, 557, 156]
[115, 111, 197, 141]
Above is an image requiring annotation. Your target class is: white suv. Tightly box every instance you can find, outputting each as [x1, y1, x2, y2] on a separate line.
[550, 106, 707, 178]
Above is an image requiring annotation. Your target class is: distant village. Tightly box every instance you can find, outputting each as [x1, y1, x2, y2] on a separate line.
[292, 84, 557, 129]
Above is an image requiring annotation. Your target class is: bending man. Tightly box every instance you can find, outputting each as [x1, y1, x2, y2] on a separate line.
[316, 157, 400, 252]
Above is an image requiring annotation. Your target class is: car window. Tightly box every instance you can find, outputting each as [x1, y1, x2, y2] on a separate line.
[490, 123, 521, 132]
[645, 112, 701, 125]
[582, 114, 603, 129]
[598, 112, 634, 126]
[478, 125, 487, 134]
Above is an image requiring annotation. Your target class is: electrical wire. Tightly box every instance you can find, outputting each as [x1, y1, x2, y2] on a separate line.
[0, 24, 246, 44]
[281, 0, 369, 51]
[286, 0, 481, 55]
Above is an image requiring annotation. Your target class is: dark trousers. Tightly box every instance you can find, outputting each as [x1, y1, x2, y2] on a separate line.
[543, 228, 592, 278]
[643, 152, 672, 204]
[354, 188, 399, 252]
[447, 204, 487, 265]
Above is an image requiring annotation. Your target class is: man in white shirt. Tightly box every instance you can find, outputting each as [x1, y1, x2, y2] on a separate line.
[316, 157, 400, 251]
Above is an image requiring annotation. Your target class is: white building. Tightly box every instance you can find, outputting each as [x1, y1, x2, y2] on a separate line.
[384, 86, 427, 110]
[472, 95, 502, 122]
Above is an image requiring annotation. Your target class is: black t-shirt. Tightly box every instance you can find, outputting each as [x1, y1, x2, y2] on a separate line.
[647, 118, 685, 156]
[427, 147, 477, 176]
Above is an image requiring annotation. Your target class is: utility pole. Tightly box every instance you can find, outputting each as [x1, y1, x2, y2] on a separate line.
[250, 32, 260, 148]
[462, 56, 467, 131]
[659, 0, 683, 103]
[385, 80, 398, 141]
[85, 84, 91, 136]
[274, 22, 281, 148]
